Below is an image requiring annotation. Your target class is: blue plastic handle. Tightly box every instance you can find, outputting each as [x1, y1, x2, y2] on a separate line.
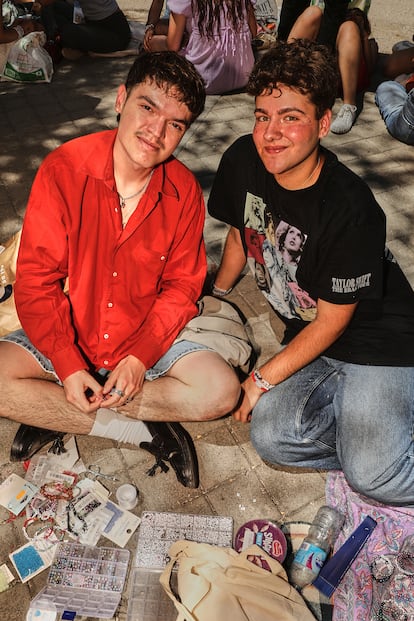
[312, 515, 377, 598]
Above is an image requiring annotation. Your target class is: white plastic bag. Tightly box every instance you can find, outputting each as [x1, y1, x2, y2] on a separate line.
[1, 31, 53, 83]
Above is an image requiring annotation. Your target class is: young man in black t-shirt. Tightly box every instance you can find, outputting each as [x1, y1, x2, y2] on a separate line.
[208, 39, 414, 507]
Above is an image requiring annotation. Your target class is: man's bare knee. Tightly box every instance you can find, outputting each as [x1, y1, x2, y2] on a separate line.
[0, 341, 48, 381]
[169, 350, 241, 420]
[194, 357, 241, 420]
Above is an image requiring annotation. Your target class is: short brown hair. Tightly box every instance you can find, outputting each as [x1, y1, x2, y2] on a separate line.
[125, 51, 206, 124]
[247, 39, 338, 118]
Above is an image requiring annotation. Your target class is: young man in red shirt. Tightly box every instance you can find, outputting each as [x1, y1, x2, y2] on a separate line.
[0, 51, 240, 489]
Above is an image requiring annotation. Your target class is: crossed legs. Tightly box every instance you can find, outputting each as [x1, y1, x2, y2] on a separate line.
[0, 340, 240, 432]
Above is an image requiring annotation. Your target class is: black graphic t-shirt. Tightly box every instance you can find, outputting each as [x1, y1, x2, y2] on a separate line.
[208, 134, 414, 365]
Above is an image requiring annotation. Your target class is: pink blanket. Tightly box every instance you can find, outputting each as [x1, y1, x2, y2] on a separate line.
[326, 471, 414, 621]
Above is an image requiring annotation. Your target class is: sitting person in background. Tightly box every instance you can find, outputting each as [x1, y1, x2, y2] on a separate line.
[40, 0, 131, 60]
[283, 0, 378, 134]
[146, 0, 257, 95]
[375, 44, 414, 146]
[381, 38, 414, 79]
[143, 0, 170, 50]
[0, 0, 40, 43]
[278, 0, 347, 45]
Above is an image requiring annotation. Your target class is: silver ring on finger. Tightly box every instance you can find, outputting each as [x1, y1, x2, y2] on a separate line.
[113, 388, 125, 398]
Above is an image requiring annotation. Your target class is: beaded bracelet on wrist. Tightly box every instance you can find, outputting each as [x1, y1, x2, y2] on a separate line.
[251, 369, 275, 392]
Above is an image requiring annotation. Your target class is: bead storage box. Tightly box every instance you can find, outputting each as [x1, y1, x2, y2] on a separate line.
[29, 542, 130, 619]
[127, 511, 234, 621]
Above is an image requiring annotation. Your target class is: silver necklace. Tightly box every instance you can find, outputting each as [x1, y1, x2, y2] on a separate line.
[118, 183, 147, 209]
[276, 155, 321, 190]
[301, 155, 321, 187]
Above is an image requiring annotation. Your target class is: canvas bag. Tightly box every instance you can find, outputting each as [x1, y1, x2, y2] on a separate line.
[0, 230, 22, 337]
[160, 541, 316, 621]
[174, 295, 254, 374]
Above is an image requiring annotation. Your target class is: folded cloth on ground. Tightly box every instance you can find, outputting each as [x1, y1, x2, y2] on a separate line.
[326, 471, 414, 621]
[160, 540, 317, 621]
[174, 295, 255, 374]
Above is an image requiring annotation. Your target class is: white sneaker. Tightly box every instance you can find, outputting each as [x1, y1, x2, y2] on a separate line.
[331, 104, 357, 134]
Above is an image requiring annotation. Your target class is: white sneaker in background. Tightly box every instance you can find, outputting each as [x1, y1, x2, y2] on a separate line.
[330, 104, 358, 134]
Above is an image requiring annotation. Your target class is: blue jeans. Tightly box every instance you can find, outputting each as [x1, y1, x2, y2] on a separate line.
[0, 329, 210, 382]
[375, 80, 414, 145]
[250, 356, 414, 506]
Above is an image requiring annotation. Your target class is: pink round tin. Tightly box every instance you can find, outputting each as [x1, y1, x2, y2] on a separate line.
[234, 519, 287, 570]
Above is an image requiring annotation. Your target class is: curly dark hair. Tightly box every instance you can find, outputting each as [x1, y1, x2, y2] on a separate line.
[125, 51, 206, 124]
[246, 39, 339, 119]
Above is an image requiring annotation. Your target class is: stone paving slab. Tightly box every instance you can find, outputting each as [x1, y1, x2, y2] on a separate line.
[0, 0, 413, 619]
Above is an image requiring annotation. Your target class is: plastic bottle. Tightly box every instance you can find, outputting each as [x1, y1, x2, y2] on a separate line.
[290, 505, 344, 590]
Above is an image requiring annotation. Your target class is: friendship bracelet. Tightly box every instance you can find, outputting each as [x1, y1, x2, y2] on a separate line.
[396, 550, 414, 574]
[12, 25, 25, 39]
[406, 77, 414, 94]
[251, 369, 275, 392]
[29, 494, 58, 521]
[22, 516, 55, 542]
[40, 481, 74, 502]
[66, 500, 88, 536]
[24, 518, 65, 552]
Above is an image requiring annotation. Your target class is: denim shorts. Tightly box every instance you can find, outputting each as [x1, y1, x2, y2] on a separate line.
[0, 328, 210, 382]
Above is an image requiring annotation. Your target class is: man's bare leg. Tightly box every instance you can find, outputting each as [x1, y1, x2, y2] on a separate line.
[0, 343, 240, 428]
[287, 6, 323, 42]
[1, 342, 241, 487]
[336, 21, 361, 108]
[330, 21, 360, 134]
[0, 342, 95, 433]
[120, 350, 241, 422]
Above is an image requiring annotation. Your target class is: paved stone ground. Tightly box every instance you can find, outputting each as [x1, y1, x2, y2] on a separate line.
[0, 1, 413, 619]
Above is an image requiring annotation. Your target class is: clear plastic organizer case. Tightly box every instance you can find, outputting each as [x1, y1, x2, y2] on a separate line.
[127, 511, 234, 621]
[30, 542, 130, 619]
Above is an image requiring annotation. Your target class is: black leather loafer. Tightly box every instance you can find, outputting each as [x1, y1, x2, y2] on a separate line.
[140, 422, 199, 489]
[10, 424, 66, 462]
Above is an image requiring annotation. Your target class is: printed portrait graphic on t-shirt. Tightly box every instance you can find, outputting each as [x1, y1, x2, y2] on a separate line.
[244, 192, 316, 321]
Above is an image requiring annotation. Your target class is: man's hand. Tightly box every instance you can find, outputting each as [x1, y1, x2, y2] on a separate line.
[63, 370, 105, 413]
[232, 375, 263, 423]
[101, 355, 146, 407]
[233, 299, 357, 423]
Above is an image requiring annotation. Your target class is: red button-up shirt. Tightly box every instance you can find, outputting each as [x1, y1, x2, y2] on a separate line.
[15, 130, 207, 381]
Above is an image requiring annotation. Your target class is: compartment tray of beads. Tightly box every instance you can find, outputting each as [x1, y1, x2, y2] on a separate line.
[30, 542, 130, 619]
